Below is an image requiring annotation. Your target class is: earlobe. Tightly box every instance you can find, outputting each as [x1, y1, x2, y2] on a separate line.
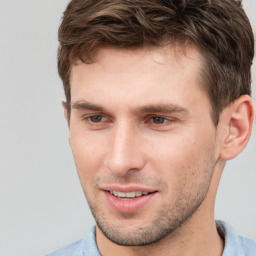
[220, 95, 254, 161]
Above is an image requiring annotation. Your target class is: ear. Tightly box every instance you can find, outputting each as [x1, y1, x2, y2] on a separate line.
[62, 100, 69, 121]
[219, 95, 254, 160]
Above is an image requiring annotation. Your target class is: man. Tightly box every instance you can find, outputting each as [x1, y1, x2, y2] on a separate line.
[47, 0, 256, 255]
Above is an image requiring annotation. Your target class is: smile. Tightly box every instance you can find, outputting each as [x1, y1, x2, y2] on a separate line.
[109, 191, 151, 199]
[105, 189, 157, 213]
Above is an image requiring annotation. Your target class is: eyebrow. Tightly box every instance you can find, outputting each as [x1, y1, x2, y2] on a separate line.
[71, 100, 189, 115]
[71, 101, 104, 111]
[136, 104, 189, 115]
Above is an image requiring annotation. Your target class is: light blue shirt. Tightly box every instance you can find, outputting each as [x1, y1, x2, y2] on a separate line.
[46, 220, 256, 256]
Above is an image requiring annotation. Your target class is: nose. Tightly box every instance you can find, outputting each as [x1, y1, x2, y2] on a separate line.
[106, 122, 145, 176]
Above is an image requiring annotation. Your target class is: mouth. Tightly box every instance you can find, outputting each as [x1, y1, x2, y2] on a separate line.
[109, 190, 153, 200]
[103, 188, 158, 213]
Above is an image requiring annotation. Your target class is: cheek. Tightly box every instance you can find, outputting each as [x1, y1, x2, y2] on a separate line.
[147, 131, 215, 181]
[147, 134, 197, 165]
[69, 131, 106, 186]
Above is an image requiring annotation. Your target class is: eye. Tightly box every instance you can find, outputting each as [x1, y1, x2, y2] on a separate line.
[81, 114, 111, 130]
[87, 115, 105, 123]
[151, 116, 168, 124]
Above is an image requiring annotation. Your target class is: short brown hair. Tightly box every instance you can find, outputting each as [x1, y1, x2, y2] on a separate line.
[58, 0, 254, 125]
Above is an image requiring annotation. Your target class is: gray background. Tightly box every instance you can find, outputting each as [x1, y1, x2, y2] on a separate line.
[0, 1, 255, 255]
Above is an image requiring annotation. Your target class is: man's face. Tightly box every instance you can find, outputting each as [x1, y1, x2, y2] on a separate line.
[68, 46, 221, 246]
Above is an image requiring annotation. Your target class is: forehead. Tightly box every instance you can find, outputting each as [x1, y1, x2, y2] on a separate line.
[69, 45, 209, 112]
[74, 45, 203, 76]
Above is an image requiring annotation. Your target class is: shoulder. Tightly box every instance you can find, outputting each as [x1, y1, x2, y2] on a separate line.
[216, 220, 256, 256]
[45, 226, 100, 256]
[46, 239, 84, 256]
[239, 236, 256, 256]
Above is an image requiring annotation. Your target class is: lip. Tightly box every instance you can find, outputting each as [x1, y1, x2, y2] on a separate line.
[102, 185, 157, 193]
[102, 185, 158, 213]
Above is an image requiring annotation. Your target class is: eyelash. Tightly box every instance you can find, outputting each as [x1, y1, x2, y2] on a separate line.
[86, 115, 106, 123]
[149, 116, 170, 124]
[83, 114, 174, 124]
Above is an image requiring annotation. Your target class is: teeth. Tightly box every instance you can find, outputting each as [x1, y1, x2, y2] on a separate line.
[110, 191, 150, 198]
[126, 192, 136, 198]
[135, 191, 143, 197]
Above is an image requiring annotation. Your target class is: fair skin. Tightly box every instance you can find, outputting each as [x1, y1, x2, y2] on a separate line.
[65, 46, 254, 256]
